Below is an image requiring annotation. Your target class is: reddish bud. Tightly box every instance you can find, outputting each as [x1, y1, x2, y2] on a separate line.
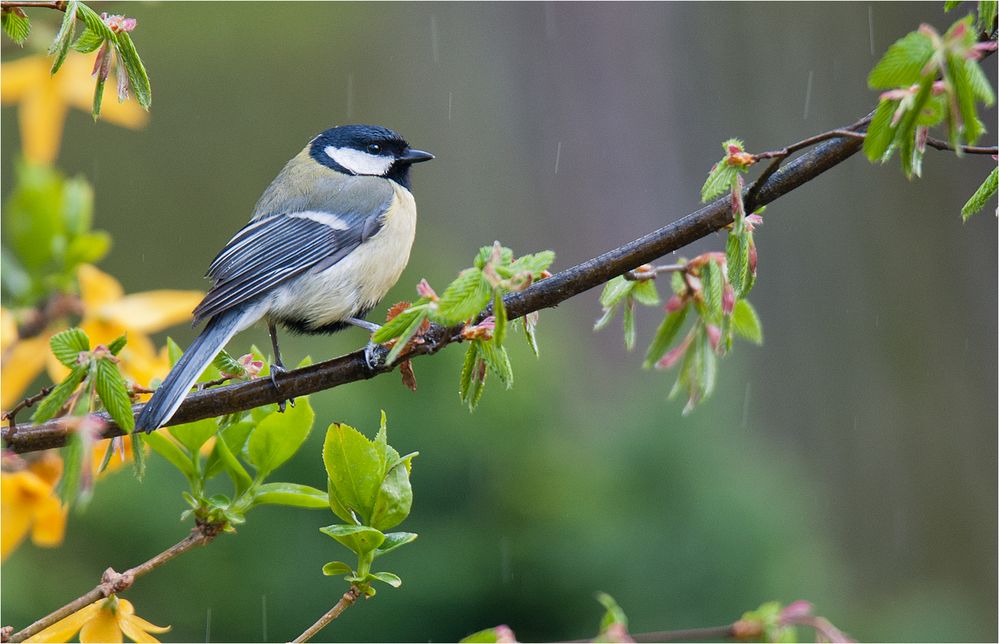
[657, 332, 694, 369]
[745, 213, 763, 231]
[603, 623, 635, 643]
[748, 242, 758, 275]
[779, 600, 814, 625]
[416, 279, 439, 301]
[237, 354, 264, 378]
[665, 294, 685, 313]
[92, 42, 113, 82]
[493, 625, 517, 643]
[731, 619, 763, 639]
[101, 13, 137, 33]
[722, 284, 735, 315]
[706, 324, 722, 351]
[461, 317, 495, 341]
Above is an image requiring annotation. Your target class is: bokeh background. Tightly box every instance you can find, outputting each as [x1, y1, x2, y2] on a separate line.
[2, 2, 996, 642]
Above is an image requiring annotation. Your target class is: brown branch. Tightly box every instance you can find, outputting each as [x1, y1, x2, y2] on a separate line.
[7, 522, 224, 643]
[2, 117, 871, 454]
[924, 136, 998, 155]
[630, 624, 736, 642]
[1, 386, 53, 436]
[291, 586, 362, 643]
[0, 1, 67, 11]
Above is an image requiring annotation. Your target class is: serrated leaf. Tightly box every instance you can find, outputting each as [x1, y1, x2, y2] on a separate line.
[48, 0, 78, 74]
[947, 52, 984, 145]
[112, 31, 151, 108]
[50, 328, 90, 368]
[492, 290, 508, 346]
[701, 260, 724, 322]
[670, 269, 687, 295]
[372, 301, 428, 343]
[436, 268, 491, 324]
[71, 27, 104, 53]
[459, 342, 478, 402]
[32, 366, 87, 423]
[699, 330, 718, 400]
[865, 99, 899, 162]
[726, 232, 749, 296]
[732, 299, 763, 344]
[596, 592, 629, 631]
[961, 166, 998, 219]
[598, 276, 634, 308]
[107, 334, 127, 356]
[867, 30, 934, 89]
[643, 305, 689, 368]
[2, 9, 30, 45]
[965, 57, 996, 107]
[212, 350, 243, 376]
[76, 3, 115, 41]
[622, 297, 636, 351]
[915, 95, 947, 127]
[978, 0, 998, 32]
[95, 359, 134, 433]
[701, 160, 739, 203]
[508, 250, 555, 276]
[478, 340, 513, 388]
[92, 61, 107, 119]
[384, 308, 429, 366]
[247, 396, 314, 478]
[631, 279, 659, 306]
[898, 77, 935, 178]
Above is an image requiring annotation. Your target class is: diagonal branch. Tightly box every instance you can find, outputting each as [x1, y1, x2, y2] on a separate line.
[2, 121, 868, 454]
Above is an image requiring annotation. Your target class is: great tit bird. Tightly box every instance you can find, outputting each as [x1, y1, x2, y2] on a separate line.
[135, 124, 433, 432]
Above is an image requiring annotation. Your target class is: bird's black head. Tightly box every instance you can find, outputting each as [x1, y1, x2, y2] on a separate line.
[309, 124, 433, 189]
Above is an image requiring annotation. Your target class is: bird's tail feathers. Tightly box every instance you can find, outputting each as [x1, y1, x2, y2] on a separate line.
[136, 307, 253, 433]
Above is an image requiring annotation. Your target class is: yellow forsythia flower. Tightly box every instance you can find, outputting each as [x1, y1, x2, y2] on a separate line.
[25, 595, 170, 643]
[1, 452, 66, 560]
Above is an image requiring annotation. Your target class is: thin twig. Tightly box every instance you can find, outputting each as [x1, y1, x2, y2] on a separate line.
[291, 586, 363, 643]
[623, 263, 687, 281]
[0, 1, 67, 10]
[194, 375, 235, 391]
[2, 124, 868, 454]
[1, 386, 53, 435]
[8, 523, 224, 643]
[630, 624, 736, 642]
[924, 136, 998, 155]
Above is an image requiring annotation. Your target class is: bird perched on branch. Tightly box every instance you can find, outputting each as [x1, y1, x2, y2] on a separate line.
[136, 124, 434, 432]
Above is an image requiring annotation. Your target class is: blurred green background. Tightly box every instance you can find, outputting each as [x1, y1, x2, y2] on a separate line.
[2, 2, 996, 642]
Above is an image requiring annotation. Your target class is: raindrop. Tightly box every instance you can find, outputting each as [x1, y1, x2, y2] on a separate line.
[554, 141, 562, 175]
[803, 70, 814, 121]
[868, 5, 876, 56]
[430, 15, 440, 65]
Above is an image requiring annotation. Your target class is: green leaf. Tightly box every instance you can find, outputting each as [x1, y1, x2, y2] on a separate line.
[320, 524, 386, 556]
[631, 279, 659, 306]
[700, 331, 718, 400]
[247, 396, 314, 478]
[251, 482, 329, 509]
[144, 431, 196, 481]
[598, 276, 633, 309]
[946, 51, 984, 145]
[64, 231, 111, 269]
[867, 30, 934, 89]
[76, 3, 115, 41]
[372, 301, 427, 343]
[48, 0, 78, 74]
[461, 627, 515, 643]
[915, 95, 947, 127]
[965, 57, 996, 107]
[478, 340, 513, 388]
[323, 422, 386, 525]
[212, 431, 253, 495]
[32, 366, 87, 423]
[622, 297, 636, 351]
[897, 76, 935, 178]
[50, 328, 90, 369]
[168, 417, 217, 455]
[384, 307, 429, 366]
[492, 290, 508, 346]
[865, 99, 900, 162]
[71, 27, 104, 53]
[732, 299, 763, 344]
[701, 260, 724, 322]
[2, 9, 30, 45]
[726, 232, 749, 296]
[368, 571, 402, 587]
[701, 160, 739, 203]
[459, 342, 478, 403]
[212, 350, 244, 377]
[507, 250, 555, 276]
[978, 0, 998, 32]
[92, 61, 107, 120]
[436, 268, 491, 324]
[106, 334, 127, 356]
[961, 166, 998, 220]
[670, 269, 687, 295]
[944, 0, 962, 10]
[95, 359, 134, 433]
[375, 532, 418, 558]
[59, 433, 84, 505]
[523, 312, 540, 357]
[596, 592, 629, 631]
[643, 305, 689, 368]
[112, 31, 151, 109]
[370, 453, 416, 531]
[165, 337, 183, 367]
[322, 561, 354, 577]
[129, 432, 145, 480]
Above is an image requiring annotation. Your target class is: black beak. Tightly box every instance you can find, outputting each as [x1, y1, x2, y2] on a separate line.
[398, 148, 435, 164]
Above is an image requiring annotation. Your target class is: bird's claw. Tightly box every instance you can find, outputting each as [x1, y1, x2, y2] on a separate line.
[269, 364, 295, 412]
[364, 341, 388, 371]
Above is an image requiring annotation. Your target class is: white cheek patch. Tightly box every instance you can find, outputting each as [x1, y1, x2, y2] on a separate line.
[324, 145, 394, 176]
[287, 210, 350, 230]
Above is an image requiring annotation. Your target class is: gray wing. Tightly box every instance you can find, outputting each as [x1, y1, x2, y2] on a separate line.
[191, 181, 393, 325]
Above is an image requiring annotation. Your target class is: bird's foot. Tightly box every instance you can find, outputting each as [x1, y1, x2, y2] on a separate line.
[269, 363, 295, 412]
[363, 341, 389, 371]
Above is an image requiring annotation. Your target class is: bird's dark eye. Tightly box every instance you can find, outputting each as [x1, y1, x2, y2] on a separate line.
[366, 143, 381, 154]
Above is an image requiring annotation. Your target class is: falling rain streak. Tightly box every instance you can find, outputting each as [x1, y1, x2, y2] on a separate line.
[803, 70, 814, 120]
[868, 5, 876, 56]
[554, 141, 562, 175]
[448, 91, 453, 121]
